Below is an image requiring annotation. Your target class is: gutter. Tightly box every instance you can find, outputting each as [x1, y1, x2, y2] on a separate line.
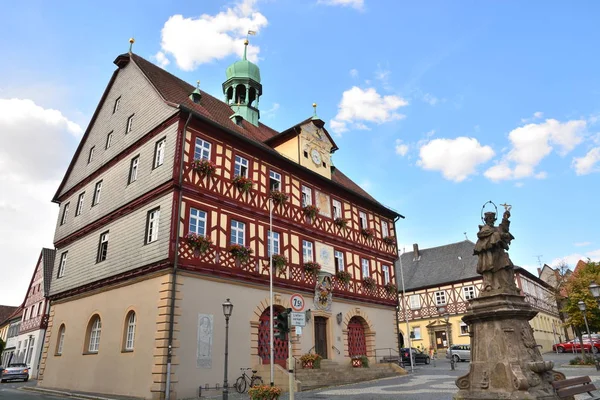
[165, 111, 193, 400]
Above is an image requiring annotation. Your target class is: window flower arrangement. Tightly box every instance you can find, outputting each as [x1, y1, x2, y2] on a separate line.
[384, 282, 398, 295]
[185, 233, 212, 256]
[269, 190, 289, 205]
[233, 175, 253, 193]
[228, 244, 253, 263]
[335, 270, 352, 285]
[190, 158, 216, 177]
[303, 261, 321, 277]
[299, 353, 322, 369]
[383, 236, 396, 245]
[362, 276, 376, 290]
[271, 254, 288, 273]
[248, 385, 282, 400]
[302, 205, 320, 220]
[361, 228, 375, 239]
[334, 217, 348, 229]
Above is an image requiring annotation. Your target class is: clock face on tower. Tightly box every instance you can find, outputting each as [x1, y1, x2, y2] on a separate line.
[311, 149, 322, 166]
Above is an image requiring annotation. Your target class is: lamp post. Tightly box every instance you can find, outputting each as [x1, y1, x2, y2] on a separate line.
[578, 300, 592, 357]
[222, 298, 234, 400]
[589, 282, 600, 305]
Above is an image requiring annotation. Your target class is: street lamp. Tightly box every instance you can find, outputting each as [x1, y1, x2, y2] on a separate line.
[437, 306, 454, 370]
[589, 282, 600, 305]
[578, 300, 592, 356]
[222, 298, 234, 400]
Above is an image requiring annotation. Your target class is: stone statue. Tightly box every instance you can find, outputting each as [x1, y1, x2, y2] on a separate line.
[473, 205, 517, 294]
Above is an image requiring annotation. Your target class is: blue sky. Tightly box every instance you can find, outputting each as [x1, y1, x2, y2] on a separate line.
[1, 0, 599, 305]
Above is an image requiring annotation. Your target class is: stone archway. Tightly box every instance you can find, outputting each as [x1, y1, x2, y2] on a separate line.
[342, 308, 375, 357]
[258, 306, 288, 368]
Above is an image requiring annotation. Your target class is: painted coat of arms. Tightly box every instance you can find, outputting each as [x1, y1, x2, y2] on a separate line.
[314, 275, 333, 311]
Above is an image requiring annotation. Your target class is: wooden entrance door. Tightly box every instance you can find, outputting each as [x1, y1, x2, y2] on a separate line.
[348, 316, 367, 356]
[314, 316, 328, 359]
[435, 331, 446, 349]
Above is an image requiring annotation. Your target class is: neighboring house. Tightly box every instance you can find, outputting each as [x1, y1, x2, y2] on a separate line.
[0, 305, 19, 342]
[38, 43, 402, 400]
[1, 307, 23, 367]
[396, 241, 562, 354]
[537, 263, 573, 341]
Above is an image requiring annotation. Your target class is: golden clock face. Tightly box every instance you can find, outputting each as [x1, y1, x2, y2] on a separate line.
[311, 149, 322, 165]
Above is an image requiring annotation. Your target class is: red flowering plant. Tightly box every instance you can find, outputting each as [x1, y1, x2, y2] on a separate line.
[334, 217, 349, 229]
[228, 244, 253, 263]
[384, 282, 398, 295]
[185, 233, 212, 255]
[383, 236, 396, 245]
[361, 228, 375, 239]
[302, 205, 320, 220]
[335, 270, 352, 286]
[303, 261, 321, 277]
[190, 158, 216, 177]
[269, 190, 289, 205]
[362, 276, 377, 290]
[271, 254, 288, 273]
[248, 385, 282, 400]
[233, 175, 253, 193]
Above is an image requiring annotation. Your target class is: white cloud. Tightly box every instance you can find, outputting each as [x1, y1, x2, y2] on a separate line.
[318, 0, 364, 10]
[515, 182, 524, 188]
[572, 147, 600, 175]
[329, 86, 408, 134]
[395, 139, 409, 156]
[154, 51, 170, 68]
[534, 171, 547, 179]
[156, 0, 268, 71]
[533, 111, 544, 119]
[574, 242, 592, 247]
[262, 102, 280, 119]
[417, 137, 495, 182]
[0, 98, 81, 304]
[550, 249, 600, 269]
[484, 119, 586, 181]
[349, 69, 358, 78]
[422, 93, 438, 106]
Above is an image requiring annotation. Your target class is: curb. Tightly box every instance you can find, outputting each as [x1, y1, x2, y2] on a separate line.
[22, 386, 122, 400]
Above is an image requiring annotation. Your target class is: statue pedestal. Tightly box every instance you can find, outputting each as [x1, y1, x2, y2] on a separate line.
[454, 292, 563, 400]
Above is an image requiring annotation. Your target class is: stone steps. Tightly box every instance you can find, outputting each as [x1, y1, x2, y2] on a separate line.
[294, 361, 404, 391]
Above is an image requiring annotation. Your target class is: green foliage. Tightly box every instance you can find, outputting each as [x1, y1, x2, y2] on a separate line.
[569, 355, 596, 365]
[562, 260, 600, 331]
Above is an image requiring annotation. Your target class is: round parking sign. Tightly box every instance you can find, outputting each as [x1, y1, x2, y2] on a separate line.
[290, 293, 305, 312]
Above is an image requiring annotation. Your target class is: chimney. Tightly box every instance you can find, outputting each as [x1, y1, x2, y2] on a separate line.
[413, 243, 419, 258]
[537, 267, 542, 277]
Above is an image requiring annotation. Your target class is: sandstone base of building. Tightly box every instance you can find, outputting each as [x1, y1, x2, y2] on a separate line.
[453, 292, 563, 400]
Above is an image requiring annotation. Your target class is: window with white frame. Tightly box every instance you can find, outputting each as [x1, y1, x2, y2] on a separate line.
[194, 137, 211, 161]
[125, 312, 136, 351]
[302, 240, 313, 262]
[269, 171, 281, 191]
[113, 97, 121, 113]
[88, 146, 95, 164]
[412, 326, 422, 339]
[189, 208, 207, 236]
[382, 265, 390, 284]
[460, 322, 469, 335]
[75, 192, 85, 216]
[146, 208, 160, 244]
[57, 252, 68, 278]
[60, 202, 70, 225]
[126, 114, 134, 133]
[409, 294, 421, 310]
[301, 186, 312, 207]
[332, 199, 342, 219]
[56, 324, 65, 355]
[38, 301, 43, 315]
[234, 155, 249, 177]
[230, 220, 245, 245]
[381, 220, 389, 238]
[359, 211, 368, 229]
[88, 316, 101, 353]
[361, 258, 370, 277]
[435, 290, 447, 305]
[26, 338, 34, 364]
[267, 230, 280, 256]
[97, 231, 109, 262]
[334, 250, 344, 272]
[128, 155, 139, 184]
[463, 286, 475, 300]
[154, 137, 166, 168]
[92, 180, 102, 206]
[105, 131, 113, 149]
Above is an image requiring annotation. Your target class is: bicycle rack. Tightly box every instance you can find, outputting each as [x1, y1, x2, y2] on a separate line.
[198, 383, 225, 397]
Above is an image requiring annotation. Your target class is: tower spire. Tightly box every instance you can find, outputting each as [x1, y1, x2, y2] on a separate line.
[243, 39, 249, 61]
[129, 37, 135, 53]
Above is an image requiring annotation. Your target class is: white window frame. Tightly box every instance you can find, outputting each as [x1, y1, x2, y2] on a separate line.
[361, 258, 370, 278]
[460, 322, 469, 335]
[194, 137, 211, 161]
[359, 211, 368, 229]
[88, 317, 101, 353]
[105, 131, 113, 149]
[26, 338, 34, 364]
[230, 220, 245, 245]
[97, 231, 109, 262]
[381, 220, 389, 238]
[126, 114, 134, 133]
[129, 155, 139, 184]
[113, 97, 121, 113]
[413, 326, 422, 340]
[234, 155, 249, 178]
[334, 250, 344, 272]
[56, 325, 65, 355]
[146, 208, 160, 244]
[125, 312, 136, 351]
[60, 202, 70, 225]
[269, 171, 281, 191]
[57, 252, 68, 278]
[268, 230, 280, 256]
[154, 137, 166, 168]
[382, 265, 390, 284]
[463, 285, 475, 300]
[332, 199, 342, 219]
[92, 180, 102, 206]
[189, 208, 207, 236]
[75, 192, 85, 216]
[301, 186, 312, 207]
[38, 301, 43, 316]
[409, 294, 421, 310]
[88, 146, 95, 164]
[435, 290, 447, 306]
[302, 240, 313, 262]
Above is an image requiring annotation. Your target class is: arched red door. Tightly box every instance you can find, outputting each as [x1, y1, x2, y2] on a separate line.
[347, 316, 367, 357]
[258, 307, 288, 368]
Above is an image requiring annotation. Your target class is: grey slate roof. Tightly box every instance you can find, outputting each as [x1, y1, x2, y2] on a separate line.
[396, 240, 479, 291]
[0, 306, 18, 326]
[42, 248, 56, 297]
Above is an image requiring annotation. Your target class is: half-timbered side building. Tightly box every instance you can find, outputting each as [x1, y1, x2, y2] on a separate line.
[396, 241, 561, 356]
[38, 42, 402, 400]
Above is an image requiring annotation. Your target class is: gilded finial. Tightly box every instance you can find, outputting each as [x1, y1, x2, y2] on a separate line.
[129, 37, 135, 53]
[242, 39, 249, 60]
[244, 39, 249, 46]
[312, 103, 319, 120]
[196, 80, 200, 89]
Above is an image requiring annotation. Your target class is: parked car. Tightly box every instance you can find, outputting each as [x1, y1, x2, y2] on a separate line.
[1, 363, 29, 382]
[447, 344, 471, 362]
[400, 347, 431, 365]
[552, 339, 600, 353]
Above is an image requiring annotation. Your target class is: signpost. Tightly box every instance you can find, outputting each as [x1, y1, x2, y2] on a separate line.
[290, 293, 305, 312]
[290, 312, 306, 327]
[288, 293, 305, 400]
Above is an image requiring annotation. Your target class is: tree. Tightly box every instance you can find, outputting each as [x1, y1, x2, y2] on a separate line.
[562, 259, 600, 333]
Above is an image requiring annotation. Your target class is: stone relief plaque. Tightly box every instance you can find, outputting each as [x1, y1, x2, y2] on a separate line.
[315, 242, 334, 274]
[197, 313, 214, 368]
[315, 191, 331, 218]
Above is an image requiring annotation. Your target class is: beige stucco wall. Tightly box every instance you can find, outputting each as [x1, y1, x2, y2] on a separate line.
[39, 275, 164, 398]
[274, 136, 299, 163]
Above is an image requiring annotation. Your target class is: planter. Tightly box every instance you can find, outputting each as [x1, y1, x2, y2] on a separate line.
[233, 175, 253, 193]
[190, 159, 216, 177]
[302, 360, 314, 369]
[303, 262, 321, 277]
[302, 205, 320, 220]
[334, 217, 348, 229]
[269, 190, 289, 205]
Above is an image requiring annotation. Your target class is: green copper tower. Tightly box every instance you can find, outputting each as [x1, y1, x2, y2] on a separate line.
[223, 39, 263, 126]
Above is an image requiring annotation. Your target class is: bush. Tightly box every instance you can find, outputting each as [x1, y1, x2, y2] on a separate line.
[569, 355, 596, 365]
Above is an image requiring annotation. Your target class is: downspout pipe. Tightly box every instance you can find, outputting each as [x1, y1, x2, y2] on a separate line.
[165, 110, 193, 400]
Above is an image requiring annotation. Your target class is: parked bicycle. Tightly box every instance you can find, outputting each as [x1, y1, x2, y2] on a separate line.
[234, 367, 264, 393]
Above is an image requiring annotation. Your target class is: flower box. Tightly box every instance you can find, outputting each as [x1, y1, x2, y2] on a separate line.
[248, 385, 282, 400]
[334, 217, 348, 229]
[362, 277, 376, 290]
[269, 190, 289, 205]
[228, 244, 253, 264]
[271, 254, 288, 273]
[335, 270, 352, 285]
[303, 262, 321, 277]
[361, 228, 374, 239]
[300, 353, 322, 369]
[383, 236, 396, 245]
[384, 282, 398, 296]
[302, 205, 320, 220]
[190, 158, 216, 177]
[233, 175, 253, 193]
[185, 233, 212, 256]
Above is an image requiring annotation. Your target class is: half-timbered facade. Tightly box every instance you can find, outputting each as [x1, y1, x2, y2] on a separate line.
[38, 42, 401, 400]
[396, 241, 561, 356]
